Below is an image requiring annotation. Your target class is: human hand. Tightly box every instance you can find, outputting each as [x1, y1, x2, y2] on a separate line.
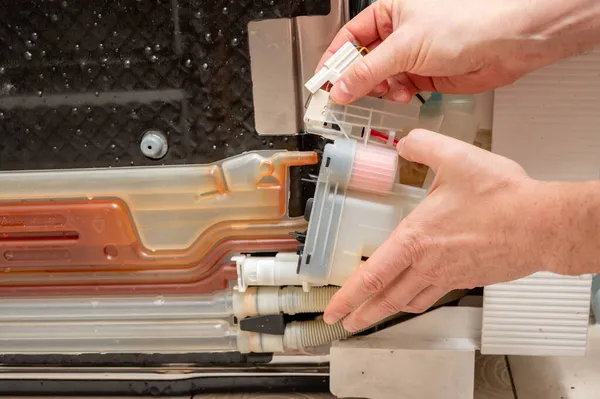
[317, 0, 600, 104]
[323, 129, 554, 332]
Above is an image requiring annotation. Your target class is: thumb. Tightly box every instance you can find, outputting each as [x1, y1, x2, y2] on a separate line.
[330, 30, 415, 104]
[396, 129, 474, 174]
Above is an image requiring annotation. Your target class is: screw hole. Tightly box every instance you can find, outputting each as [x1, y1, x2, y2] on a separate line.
[104, 245, 118, 260]
[147, 145, 152, 150]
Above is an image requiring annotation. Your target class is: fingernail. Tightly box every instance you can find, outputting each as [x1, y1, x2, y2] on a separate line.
[392, 86, 411, 103]
[330, 81, 353, 103]
[323, 312, 343, 325]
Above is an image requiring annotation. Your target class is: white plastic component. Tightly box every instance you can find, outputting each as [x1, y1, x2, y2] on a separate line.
[299, 139, 426, 288]
[304, 42, 362, 94]
[331, 307, 482, 399]
[234, 252, 302, 292]
[481, 272, 593, 357]
[304, 89, 423, 142]
[237, 330, 285, 353]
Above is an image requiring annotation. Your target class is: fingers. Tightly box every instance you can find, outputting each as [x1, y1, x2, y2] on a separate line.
[323, 228, 421, 325]
[342, 269, 431, 332]
[330, 29, 415, 103]
[315, 4, 382, 71]
[396, 129, 477, 174]
[383, 73, 420, 103]
[404, 285, 447, 313]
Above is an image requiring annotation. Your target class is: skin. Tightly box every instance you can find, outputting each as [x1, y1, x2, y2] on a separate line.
[320, 0, 600, 332]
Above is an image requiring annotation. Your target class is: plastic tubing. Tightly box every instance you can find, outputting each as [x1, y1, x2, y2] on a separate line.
[0, 291, 235, 322]
[0, 319, 239, 354]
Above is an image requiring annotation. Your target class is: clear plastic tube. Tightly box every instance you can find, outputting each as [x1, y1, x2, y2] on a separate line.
[0, 291, 233, 321]
[0, 319, 239, 353]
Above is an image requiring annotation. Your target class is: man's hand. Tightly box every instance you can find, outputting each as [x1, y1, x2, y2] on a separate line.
[323, 130, 552, 332]
[317, 0, 600, 104]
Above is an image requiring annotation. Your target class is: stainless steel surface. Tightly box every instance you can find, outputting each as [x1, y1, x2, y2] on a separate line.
[249, 0, 346, 135]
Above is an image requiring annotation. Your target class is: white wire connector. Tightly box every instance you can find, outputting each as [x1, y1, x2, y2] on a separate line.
[304, 42, 362, 94]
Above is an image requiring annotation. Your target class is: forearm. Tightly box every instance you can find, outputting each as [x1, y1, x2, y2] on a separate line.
[518, 0, 600, 62]
[535, 180, 600, 276]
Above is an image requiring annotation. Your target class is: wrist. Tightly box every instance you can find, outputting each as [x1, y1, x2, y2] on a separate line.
[529, 180, 600, 276]
[498, 0, 600, 73]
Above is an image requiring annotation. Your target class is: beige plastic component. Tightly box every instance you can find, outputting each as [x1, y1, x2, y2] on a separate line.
[0, 150, 316, 251]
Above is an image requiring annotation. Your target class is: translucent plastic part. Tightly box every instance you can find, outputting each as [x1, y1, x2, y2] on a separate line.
[0, 319, 239, 354]
[0, 292, 234, 322]
[0, 150, 315, 296]
[304, 89, 428, 142]
[298, 139, 426, 287]
[0, 150, 316, 251]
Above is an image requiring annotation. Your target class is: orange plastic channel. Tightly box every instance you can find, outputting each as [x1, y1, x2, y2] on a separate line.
[0, 197, 305, 270]
[0, 237, 299, 297]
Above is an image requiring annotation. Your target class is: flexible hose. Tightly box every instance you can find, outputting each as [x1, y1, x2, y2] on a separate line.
[279, 286, 339, 315]
[234, 286, 339, 318]
[284, 318, 353, 350]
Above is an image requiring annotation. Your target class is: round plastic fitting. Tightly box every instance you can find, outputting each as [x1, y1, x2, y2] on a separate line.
[140, 130, 168, 159]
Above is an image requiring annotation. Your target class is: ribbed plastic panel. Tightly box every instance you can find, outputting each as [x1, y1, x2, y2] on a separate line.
[481, 272, 593, 356]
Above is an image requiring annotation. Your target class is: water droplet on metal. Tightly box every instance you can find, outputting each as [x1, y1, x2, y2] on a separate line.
[93, 22, 98, 27]
[0, 67, 5, 75]
[40, 50, 46, 57]
[111, 144, 116, 149]
[98, 43, 104, 50]
[51, 14, 59, 22]
[154, 44, 161, 52]
[213, 145, 217, 150]
[61, 0, 67, 7]
[205, 33, 212, 42]
[268, 142, 274, 148]
[114, 157, 120, 162]
[259, 10, 264, 17]
[97, 13, 102, 19]
[0, 112, 4, 119]
[87, 67, 92, 73]
[74, 44, 80, 51]
[25, 40, 33, 48]
[52, 146, 58, 151]
[195, 11, 202, 18]
[231, 37, 239, 46]
[202, 63, 208, 70]
[76, 129, 82, 135]
[24, 51, 32, 60]
[95, 91, 100, 97]
[222, 6, 228, 14]
[113, 31, 118, 36]
[184, 59, 192, 68]
[150, 55, 158, 63]
[37, 91, 43, 97]
[101, 57, 108, 64]
[123, 59, 131, 68]
[144, 46, 152, 55]
[72, 107, 78, 114]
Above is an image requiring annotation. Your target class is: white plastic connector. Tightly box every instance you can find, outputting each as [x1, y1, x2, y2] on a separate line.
[234, 252, 302, 292]
[304, 42, 362, 94]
